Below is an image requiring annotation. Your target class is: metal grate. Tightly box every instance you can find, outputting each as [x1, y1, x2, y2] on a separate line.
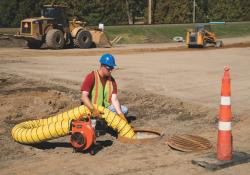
[166, 134, 212, 152]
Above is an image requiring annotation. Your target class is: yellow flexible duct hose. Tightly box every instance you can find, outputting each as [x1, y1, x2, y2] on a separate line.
[11, 105, 136, 144]
[94, 104, 136, 138]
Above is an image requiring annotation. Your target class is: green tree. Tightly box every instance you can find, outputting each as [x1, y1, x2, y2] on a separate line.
[0, 0, 249, 27]
[153, 0, 193, 24]
[0, 0, 19, 27]
[100, 0, 127, 25]
[208, 0, 244, 22]
[123, 0, 146, 24]
[241, 0, 250, 21]
[16, 0, 41, 24]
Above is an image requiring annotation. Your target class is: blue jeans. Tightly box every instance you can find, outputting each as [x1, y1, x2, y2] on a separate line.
[108, 105, 128, 116]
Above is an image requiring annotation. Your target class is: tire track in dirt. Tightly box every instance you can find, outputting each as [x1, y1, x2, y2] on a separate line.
[0, 42, 249, 59]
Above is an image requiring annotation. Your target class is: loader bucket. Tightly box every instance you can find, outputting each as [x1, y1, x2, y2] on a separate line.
[90, 30, 112, 48]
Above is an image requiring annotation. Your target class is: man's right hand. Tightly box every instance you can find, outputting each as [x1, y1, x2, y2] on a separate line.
[91, 108, 102, 117]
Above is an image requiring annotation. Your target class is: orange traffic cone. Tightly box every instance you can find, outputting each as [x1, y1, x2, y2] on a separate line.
[217, 67, 232, 160]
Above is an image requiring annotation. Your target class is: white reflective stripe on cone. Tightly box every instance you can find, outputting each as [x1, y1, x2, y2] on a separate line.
[218, 121, 231, 131]
[221, 96, 231, 105]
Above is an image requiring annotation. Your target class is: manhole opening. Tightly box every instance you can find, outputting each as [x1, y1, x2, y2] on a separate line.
[136, 131, 161, 139]
[118, 129, 163, 144]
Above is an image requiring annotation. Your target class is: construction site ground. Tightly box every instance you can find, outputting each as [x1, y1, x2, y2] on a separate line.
[0, 36, 250, 175]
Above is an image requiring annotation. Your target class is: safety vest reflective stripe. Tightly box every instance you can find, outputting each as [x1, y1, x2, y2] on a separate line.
[107, 78, 112, 103]
[93, 71, 99, 104]
[218, 121, 231, 131]
[221, 96, 231, 106]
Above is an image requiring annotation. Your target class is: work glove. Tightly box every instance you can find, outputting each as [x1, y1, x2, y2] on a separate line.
[119, 113, 127, 122]
[91, 107, 102, 118]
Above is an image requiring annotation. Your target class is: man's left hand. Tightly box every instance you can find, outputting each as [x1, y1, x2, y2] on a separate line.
[119, 113, 127, 122]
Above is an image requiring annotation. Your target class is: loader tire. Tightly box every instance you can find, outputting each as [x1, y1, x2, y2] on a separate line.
[202, 40, 207, 48]
[27, 41, 43, 49]
[215, 40, 223, 48]
[74, 30, 92, 49]
[46, 29, 65, 49]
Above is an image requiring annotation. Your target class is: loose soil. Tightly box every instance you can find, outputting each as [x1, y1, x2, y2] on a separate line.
[0, 73, 219, 175]
[0, 36, 250, 175]
[0, 73, 215, 160]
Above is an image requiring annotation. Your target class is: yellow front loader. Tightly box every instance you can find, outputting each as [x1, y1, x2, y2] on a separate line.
[14, 4, 112, 49]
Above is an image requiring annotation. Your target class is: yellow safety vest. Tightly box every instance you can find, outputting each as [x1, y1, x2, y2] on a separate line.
[91, 71, 113, 107]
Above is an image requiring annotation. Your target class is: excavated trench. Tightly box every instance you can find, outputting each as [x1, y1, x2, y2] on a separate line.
[0, 73, 217, 161]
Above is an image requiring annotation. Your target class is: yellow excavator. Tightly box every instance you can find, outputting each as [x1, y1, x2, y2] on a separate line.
[14, 4, 112, 49]
[186, 24, 223, 48]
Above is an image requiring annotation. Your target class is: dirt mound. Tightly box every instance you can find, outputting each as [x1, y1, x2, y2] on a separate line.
[0, 73, 79, 161]
[0, 73, 216, 162]
[0, 37, 26, 48]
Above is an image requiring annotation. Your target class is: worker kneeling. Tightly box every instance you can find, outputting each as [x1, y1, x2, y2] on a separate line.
[80, 53, 128, 129]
